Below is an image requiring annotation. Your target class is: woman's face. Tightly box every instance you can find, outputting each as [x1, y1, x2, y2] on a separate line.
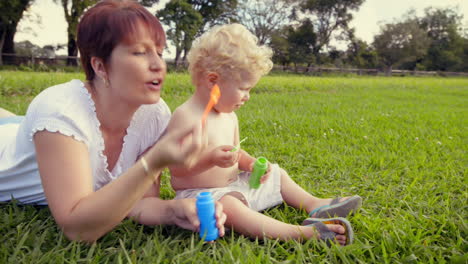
[105, 24, 166, 106]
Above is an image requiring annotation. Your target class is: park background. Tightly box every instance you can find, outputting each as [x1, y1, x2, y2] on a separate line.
[1, 0, 467, 263]
[2, 0, 468, 75]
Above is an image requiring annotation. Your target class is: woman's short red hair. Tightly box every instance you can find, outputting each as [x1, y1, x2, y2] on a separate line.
[77, 0, 166, 81]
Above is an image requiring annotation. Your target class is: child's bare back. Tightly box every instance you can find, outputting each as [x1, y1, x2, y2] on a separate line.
[168, 96, 240, 191]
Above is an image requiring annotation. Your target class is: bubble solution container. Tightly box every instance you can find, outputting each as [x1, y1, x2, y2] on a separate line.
[196, 192, 219, 242]
[249, 157, 268, 189]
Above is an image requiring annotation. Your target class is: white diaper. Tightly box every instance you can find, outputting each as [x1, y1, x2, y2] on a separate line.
[174, 164, 284, 212]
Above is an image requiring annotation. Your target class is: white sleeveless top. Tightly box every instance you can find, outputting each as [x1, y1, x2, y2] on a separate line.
[0, 79, 171, 204]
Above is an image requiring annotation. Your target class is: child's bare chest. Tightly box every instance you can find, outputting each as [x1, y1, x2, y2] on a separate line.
[206, 115, 236, 146]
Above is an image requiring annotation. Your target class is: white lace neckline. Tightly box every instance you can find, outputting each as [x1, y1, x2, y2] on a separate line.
[78, 80, 134, 177]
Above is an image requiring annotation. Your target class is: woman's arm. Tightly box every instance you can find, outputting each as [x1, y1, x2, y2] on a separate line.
[34, 123, 205, 243]
[167, 108, 237, 176]
[127, 196, 226, 236]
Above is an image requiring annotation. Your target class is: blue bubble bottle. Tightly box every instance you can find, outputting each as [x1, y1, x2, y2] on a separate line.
[196, 192, 219, 242]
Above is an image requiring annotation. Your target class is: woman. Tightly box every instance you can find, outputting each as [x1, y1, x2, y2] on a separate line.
[0, 0, 226, 242]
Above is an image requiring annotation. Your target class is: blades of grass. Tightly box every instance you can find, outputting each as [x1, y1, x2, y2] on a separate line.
[11, 230, 29, 261]
[118, 239, 133, 264]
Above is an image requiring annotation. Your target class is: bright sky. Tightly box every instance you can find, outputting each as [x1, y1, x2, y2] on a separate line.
[15, 0, 468, 55]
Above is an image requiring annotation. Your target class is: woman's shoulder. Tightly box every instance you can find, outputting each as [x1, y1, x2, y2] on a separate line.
[24, 79, 95, 143]
[129, 99, 172, 150]
[135, 98, 171, 122]
[28, 79, 88, 114]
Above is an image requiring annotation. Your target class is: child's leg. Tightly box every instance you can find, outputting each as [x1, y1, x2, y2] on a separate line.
[219, 194, 347, 245]
[278, 168, 352, 214]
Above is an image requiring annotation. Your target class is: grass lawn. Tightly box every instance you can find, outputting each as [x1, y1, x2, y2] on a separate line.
[0, 71, 467, 263]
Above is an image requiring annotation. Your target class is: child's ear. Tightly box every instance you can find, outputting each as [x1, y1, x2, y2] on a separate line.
[207, 72, 219, 85]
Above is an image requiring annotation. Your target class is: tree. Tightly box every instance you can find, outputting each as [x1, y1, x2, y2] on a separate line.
[56, 0, 160, 66]
[187, 0, 238, 33]
[373, 19, 430, 74]
[15, 40, 54, 58]
[235, 0, 296, 45]
[419, 7, 465, 71]
[297, 0, 365, 63]
[286, 19, 316, 71]
[269, 28, 290, 69]
[343, 28, 377, 69]
[54, 0, 98, 66]
[0, 0, 33, 65]
[157, 0, 202, 67]
[157, 0, 237, 63]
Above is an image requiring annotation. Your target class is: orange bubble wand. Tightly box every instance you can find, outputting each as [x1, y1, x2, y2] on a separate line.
[201, 84, 221, 124]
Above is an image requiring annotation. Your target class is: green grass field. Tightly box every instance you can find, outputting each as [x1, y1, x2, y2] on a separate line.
[0, 71, 467, 263]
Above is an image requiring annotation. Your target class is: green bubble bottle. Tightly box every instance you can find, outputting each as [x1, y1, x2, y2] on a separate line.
[249, 157, 268, 189]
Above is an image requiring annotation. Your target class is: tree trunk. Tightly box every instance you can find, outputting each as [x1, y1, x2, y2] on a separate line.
[0, 30, 5, 66]
[182, 48, 188, 68]
[174, 47, 182, 69]
[385, 65, 392, 76]
[66, 33, 78, 66]
[2, 27, 16, 65]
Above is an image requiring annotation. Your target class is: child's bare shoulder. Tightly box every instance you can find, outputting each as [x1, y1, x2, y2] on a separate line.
[168, 102, 199, 129]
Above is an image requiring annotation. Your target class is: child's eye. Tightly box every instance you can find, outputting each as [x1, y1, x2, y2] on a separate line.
[133, 51, 146, 55]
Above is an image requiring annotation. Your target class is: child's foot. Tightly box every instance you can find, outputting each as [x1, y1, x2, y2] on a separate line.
[305, 217, 354, 246]
[306, 195, 362, 219]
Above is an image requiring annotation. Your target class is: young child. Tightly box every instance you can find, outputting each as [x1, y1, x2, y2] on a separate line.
[166, 24, 362, 245]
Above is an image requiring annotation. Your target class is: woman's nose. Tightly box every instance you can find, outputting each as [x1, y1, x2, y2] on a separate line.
[149, 53, 164, 71]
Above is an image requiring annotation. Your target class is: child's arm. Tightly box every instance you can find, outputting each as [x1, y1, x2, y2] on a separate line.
[238, 149, 256, 172]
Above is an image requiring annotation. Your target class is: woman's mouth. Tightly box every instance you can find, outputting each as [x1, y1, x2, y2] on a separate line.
[146, 79, 161, 91]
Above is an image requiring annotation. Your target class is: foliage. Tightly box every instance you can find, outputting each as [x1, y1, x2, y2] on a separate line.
[14, 41, 54, 58]
[295, 0, 365, 62]
[269, 29, 290, 67]
[235, 0, 295, 45]
[1, 71, 467, 263]
[53, 0, 98, 66]
[0, 0, 34, 65]
[187, 0, 238, 33]
[373, 18, 430, 73]
[286, 19, 316, 68]
[157, 0, 202, 67]
[157, 0, 237, 62]
[419, 7, 467, 71]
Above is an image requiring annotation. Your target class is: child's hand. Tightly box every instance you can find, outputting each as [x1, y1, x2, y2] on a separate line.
[248, 160, 272, 183]
[211, 145, 240, 168]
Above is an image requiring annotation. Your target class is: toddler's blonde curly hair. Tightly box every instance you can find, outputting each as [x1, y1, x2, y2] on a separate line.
[187, 23, 273, 84]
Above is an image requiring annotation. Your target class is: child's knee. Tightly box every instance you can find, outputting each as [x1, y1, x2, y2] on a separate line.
[219, 192, 248, 209]
[279, 167, 289, 178]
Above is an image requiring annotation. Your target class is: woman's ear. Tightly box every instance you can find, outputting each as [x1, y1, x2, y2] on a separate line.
[90, 56, 108, 81]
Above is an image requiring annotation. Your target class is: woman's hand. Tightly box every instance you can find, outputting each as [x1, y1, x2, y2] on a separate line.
[248, 160, 272, 184]
[149, 122, 207, 169]
[170, 198, 226, 237]
[211, 145, 240, 168]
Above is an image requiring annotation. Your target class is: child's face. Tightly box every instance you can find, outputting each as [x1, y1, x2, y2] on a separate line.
[214, 71, 260, 113]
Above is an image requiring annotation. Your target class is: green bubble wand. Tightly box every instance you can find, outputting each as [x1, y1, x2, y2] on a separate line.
[230, 137, 248, 152]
